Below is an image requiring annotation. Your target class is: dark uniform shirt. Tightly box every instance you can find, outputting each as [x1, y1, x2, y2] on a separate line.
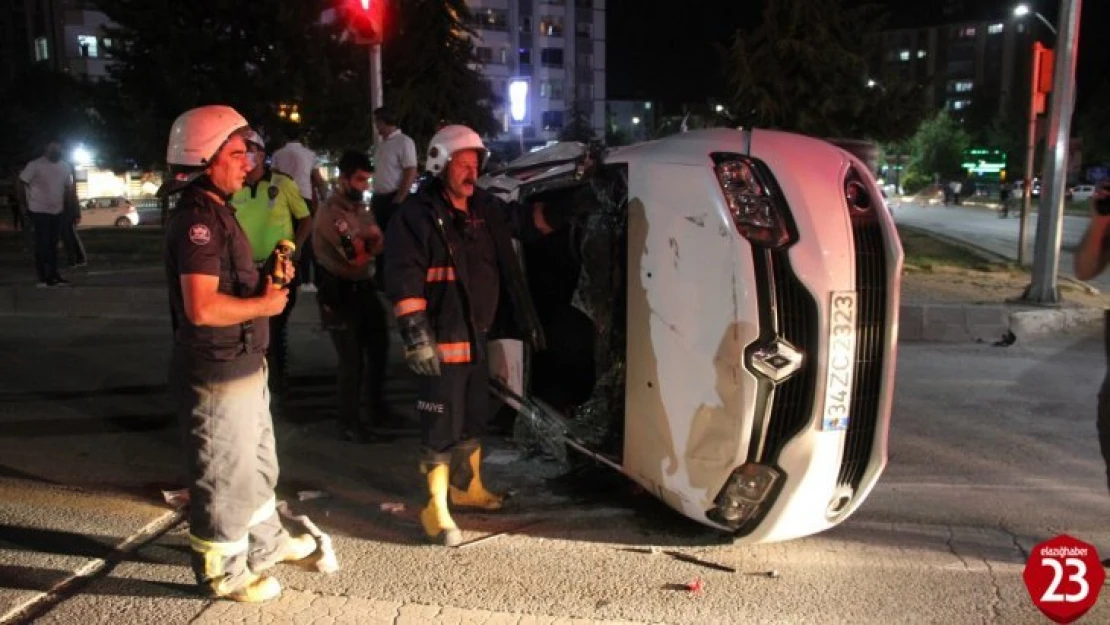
[449, 206, 499, 335]
[165, 184, 269, 377]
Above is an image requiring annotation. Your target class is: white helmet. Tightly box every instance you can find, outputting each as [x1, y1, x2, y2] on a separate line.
[166, 105, 250, 167]
[425, 124, 488, 175]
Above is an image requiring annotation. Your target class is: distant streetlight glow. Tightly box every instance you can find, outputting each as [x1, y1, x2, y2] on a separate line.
[715, 104, 724, 113]
[72, 145, 93, 167]
[1013, 3, 1058, 35]
[632, 116, 641, 125]
[509, 79, 529, 123]
[867, 79, 877, 88]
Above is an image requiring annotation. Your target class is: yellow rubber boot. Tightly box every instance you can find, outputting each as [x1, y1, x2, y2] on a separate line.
[212, 572, 283, 603]
[449, 443, 504, 511]
[420, 462, 463, 547]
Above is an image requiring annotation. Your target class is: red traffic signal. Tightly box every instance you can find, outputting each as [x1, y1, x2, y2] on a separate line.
[345, 0, 384, 45]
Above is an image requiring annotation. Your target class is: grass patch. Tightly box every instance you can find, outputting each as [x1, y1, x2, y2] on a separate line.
[898, 225, 1011, 273]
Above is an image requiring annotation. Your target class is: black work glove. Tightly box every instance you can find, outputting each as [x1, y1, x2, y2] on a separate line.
[397, 311, 440, 376]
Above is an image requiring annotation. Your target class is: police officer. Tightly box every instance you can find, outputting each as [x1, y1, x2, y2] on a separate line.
[232, 131, 313, 400]
[384, 125, 548, 546]
[163, 105, 316, 602]
[313, 150, 393, 443]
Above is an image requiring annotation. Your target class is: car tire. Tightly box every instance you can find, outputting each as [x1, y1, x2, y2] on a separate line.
[115, 217, 133, 228]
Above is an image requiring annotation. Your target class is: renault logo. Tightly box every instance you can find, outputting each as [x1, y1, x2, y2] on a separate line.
[750, 339, 804, 384]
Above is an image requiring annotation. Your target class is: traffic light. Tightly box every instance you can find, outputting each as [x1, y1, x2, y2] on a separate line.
[346, 0, 384, 45]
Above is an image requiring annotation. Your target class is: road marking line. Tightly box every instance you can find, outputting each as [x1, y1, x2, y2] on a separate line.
[0, 508, 185, 625]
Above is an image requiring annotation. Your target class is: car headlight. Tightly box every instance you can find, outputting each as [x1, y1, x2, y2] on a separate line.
[712, 153, 796, 249]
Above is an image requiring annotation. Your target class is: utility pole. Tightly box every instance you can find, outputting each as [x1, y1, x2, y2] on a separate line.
[1023, 0, 1082, 304]
[1016, 45, 1042, 267]
[369, 43, 384, 148]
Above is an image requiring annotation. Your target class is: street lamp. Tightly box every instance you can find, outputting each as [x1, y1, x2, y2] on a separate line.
[1014, 4, 1059, 36]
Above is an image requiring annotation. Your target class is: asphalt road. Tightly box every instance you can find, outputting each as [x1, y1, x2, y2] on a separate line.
[892, 201, 1110, 293]
[1, 317, 1108, 624]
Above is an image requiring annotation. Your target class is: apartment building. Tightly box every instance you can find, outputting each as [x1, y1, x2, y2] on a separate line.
[878, 6, 1055, 122]
[0, 0, 113, 85]
[467, 0, 606, 142]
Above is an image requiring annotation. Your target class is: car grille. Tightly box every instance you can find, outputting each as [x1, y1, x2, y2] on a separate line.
[836, 217, 888, 489]
[760, 251, 819, 462]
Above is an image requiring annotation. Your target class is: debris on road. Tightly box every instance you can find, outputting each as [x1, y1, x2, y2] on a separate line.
[686, 577, 704, 594]
[277, 501, 339, 573]
[161, 488, 190, 509]
[483, 450, 521, 465]
[297, 490, 330, 502]
[379, 502, 406, 514]
[664, 550, 736, 573]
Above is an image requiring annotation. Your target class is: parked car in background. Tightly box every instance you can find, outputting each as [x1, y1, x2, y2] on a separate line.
[80, 196, 140, 228]
[1071, 184, 1096, 202]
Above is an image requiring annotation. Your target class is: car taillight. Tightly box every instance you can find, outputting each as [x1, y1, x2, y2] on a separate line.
[712, 153, 795, 249]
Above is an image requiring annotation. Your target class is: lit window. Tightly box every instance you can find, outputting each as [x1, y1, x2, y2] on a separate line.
[77, 35, 98, 58]
[917, 49, 927, 59]
[960, 26, 977, 38]
[540, 80, 564, 99]
[949, 99, 971, 111]
[538, 16, 564, 37]
[899, 49, 911, 61]
[472, 8, 508, 31]
[988, 23, 1004, 34]
[952, 80, 974, 93]
[34, 37, 49, 61]
[644, 102, 652, 110]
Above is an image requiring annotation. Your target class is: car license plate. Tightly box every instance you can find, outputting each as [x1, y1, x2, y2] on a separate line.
[821, 292, 857, 431]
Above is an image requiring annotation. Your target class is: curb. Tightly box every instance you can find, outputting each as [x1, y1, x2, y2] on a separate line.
[898, 303, 1103, 344]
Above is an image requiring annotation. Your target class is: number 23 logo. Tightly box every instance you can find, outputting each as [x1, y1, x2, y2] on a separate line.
[1042, 557, 1089, 603]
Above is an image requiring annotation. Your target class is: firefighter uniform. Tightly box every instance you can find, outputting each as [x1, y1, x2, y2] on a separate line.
[385, 128, 544, 546]
[163, 106, 314, 602]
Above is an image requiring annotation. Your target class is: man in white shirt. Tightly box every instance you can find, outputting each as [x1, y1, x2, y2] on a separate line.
[17, 139, 75, 287]
[370, 107, 418, 284]
[272, 127, 326, 290]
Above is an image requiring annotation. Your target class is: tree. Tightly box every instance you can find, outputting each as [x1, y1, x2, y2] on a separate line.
[720, 0, 923, 142]
[0, 66, 98, 171]
[559, 107, 596, 143]
[379, 0, 499, 155]
[907, 110, 971, 182]
[89, 0, 497, 168]
[1078, 81, 1110, 165]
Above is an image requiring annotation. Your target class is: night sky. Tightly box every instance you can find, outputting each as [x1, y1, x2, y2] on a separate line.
[606, 0, 1109, 114]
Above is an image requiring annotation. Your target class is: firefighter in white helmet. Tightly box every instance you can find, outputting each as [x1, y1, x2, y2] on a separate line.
[162, 105, 316, 601]
[384, 124, 554, 546]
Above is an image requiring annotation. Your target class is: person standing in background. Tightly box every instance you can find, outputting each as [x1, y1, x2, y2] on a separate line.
[272, 126, 327, 292]
[369, 107, 418, 286]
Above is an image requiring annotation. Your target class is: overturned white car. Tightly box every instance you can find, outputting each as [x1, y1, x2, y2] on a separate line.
[483, 128, 902, 543]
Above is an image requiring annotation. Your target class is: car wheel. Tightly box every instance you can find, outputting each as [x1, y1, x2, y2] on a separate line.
[115, 217, 133, 228]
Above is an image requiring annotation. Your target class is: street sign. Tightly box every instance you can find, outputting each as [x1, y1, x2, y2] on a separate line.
[1022, 534, 1104, 624]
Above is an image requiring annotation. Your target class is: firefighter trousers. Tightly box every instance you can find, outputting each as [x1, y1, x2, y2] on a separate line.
[416, 341, 490, 453]
[169, 352, 290, 591]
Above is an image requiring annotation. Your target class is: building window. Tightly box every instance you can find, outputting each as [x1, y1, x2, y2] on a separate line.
[540, 80, 564, 99]
[471, 8, 508, 31]
[520, 16, 532, 34]
[519, 48, 532, 65]
[77, 35, 98, 58]
[542, 110, 564, 130]
[575, 22, 592, 38]
[948, 99, 971, 111]
[899, 49, 911, 61]
[957, 26, 977, 38]
[540, 48, 564, 68]
[577, 52, 592, 67]
[644, 102, 652, 110]
[577, 83, 593, 100]
[34, 36, 49, 61]
[538, 16, 563, 37]
[917, 49, 927, 59]
[576, 0, 593, 8]
[476, 47, 493, 64]
[951, 80, 974, 93]
[539, 0, 566, 5]
[988, 23, 1004, 35]
[499, 47, 508, 64]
